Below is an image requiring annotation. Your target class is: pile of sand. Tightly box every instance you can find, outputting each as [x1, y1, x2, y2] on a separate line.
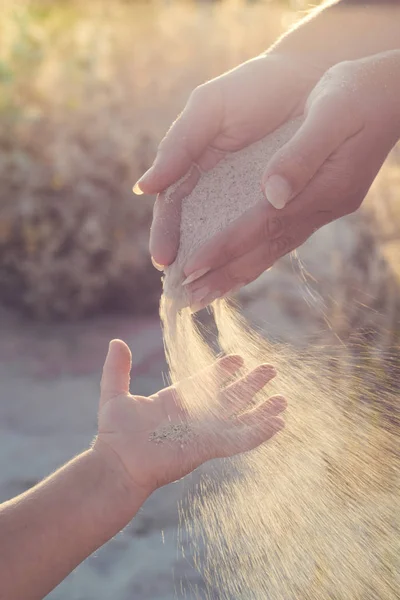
[158, 120, 400, 599]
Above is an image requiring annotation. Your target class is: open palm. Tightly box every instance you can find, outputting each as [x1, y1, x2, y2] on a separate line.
[96, 340, 286, 496]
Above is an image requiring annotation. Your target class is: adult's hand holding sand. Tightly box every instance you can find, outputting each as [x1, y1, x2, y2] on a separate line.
[134, 1, 400, 271]
[180, 51, 400, 310]
[262, 51, 400, 211]
[138, 52, 323, 267]
[0, 339, 285, 600]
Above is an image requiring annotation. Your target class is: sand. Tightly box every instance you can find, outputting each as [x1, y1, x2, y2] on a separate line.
[0, 309, 207, 600]
[159, 119, 400, 599]
[149, 422, 195, 445]
[1, 216, 398, 598]
[163, 117, 302, 309]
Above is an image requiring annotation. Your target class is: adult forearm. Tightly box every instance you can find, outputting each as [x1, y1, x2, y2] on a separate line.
[273, 0, 400, 68]
[0, 447, 145, 600]
[339, 0, 400, 5]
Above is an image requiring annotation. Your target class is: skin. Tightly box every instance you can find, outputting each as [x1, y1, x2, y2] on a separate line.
[134, 1, 400, 310]
[0, 339, 286, 600]
[183, 51, 400, 309]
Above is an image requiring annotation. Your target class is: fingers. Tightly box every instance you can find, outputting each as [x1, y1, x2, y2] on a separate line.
[183, 201, 283, 281]
[206, 355, 244, 386]
[183, 179, 341, 310]
[149, 163, 202, 266]
[217, 411, 285, 459]
[238, 395, 287, 427]
[134, 84, 222, 196]
[182, 355, 244, 391]
[184, 211, 298, 310]
[262, 90, 363, 210]
[161, 355, 244, 415]
[223, 364, 277, 414]
[149, 191, 183, 268]
[186, 242, 281, 311]
[231, 415, 285, 454]
[221, 396, 286, 457]
[100, 339, 132, 408]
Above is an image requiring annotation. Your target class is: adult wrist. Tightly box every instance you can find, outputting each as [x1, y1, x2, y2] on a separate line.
[271, 1, 400, 71]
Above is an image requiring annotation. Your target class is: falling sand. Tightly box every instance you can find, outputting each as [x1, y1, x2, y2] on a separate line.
[159, 119, 400, 599]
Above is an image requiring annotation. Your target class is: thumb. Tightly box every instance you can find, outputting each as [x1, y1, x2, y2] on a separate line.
[100, 339, 132, 408]
[133, 84, 221, 196]
[262, 92, 362, 209]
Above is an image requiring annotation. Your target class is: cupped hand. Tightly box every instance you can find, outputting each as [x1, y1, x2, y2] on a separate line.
[94, 340, 286, 497]
[181, 51, 400, 310]
[133, 52, 323, 267]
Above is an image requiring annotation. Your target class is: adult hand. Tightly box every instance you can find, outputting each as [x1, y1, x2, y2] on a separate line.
[94, 340, 286, 496]
[133, 52, 324, 267]
[181, 51, 400, 310]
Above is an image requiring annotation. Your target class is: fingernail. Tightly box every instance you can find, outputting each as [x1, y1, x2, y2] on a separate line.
[264, 175, 291, 210]
[190, 289, 222, 313]
[182, 267, 211, 286]
[132, 182, 144, 195]
[133, 163, 157, 194]
[151, 256, 165, 271]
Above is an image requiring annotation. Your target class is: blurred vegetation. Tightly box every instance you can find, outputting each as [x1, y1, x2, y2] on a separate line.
[0, 0, 300, 320]
[0, 0, 398, 323]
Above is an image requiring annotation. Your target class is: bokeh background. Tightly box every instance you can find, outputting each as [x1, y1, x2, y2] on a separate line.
[0, 0, 315, 321]
[0, 1, 399, 599]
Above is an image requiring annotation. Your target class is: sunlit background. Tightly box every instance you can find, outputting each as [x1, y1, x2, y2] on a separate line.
[0, 0, 322, 321]
[0, 1, 399, 599]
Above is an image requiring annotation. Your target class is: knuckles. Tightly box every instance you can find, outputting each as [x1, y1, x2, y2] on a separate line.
[270, 236, 295, 260]
[259, 236, 295, 271]
[224, 262, 249, 287]
[189, 82, 216, 110]
[308, 64, 365, 129]
[261, 209, 285, 241]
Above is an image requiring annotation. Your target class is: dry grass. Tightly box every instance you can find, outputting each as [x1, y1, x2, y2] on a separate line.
[0, 0, 297, 319]
[0, 0, 399, 325]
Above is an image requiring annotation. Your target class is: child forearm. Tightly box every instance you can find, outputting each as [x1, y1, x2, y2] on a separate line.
[0, 446, 145, 600]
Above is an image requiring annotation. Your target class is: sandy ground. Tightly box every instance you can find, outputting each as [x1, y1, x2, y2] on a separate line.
[0, 219, 359, 600]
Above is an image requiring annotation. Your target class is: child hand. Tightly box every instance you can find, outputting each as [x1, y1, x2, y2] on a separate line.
[94, 340, 286, 499]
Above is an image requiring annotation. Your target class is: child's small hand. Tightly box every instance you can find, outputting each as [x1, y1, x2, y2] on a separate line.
[94, 340, 286, 499]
